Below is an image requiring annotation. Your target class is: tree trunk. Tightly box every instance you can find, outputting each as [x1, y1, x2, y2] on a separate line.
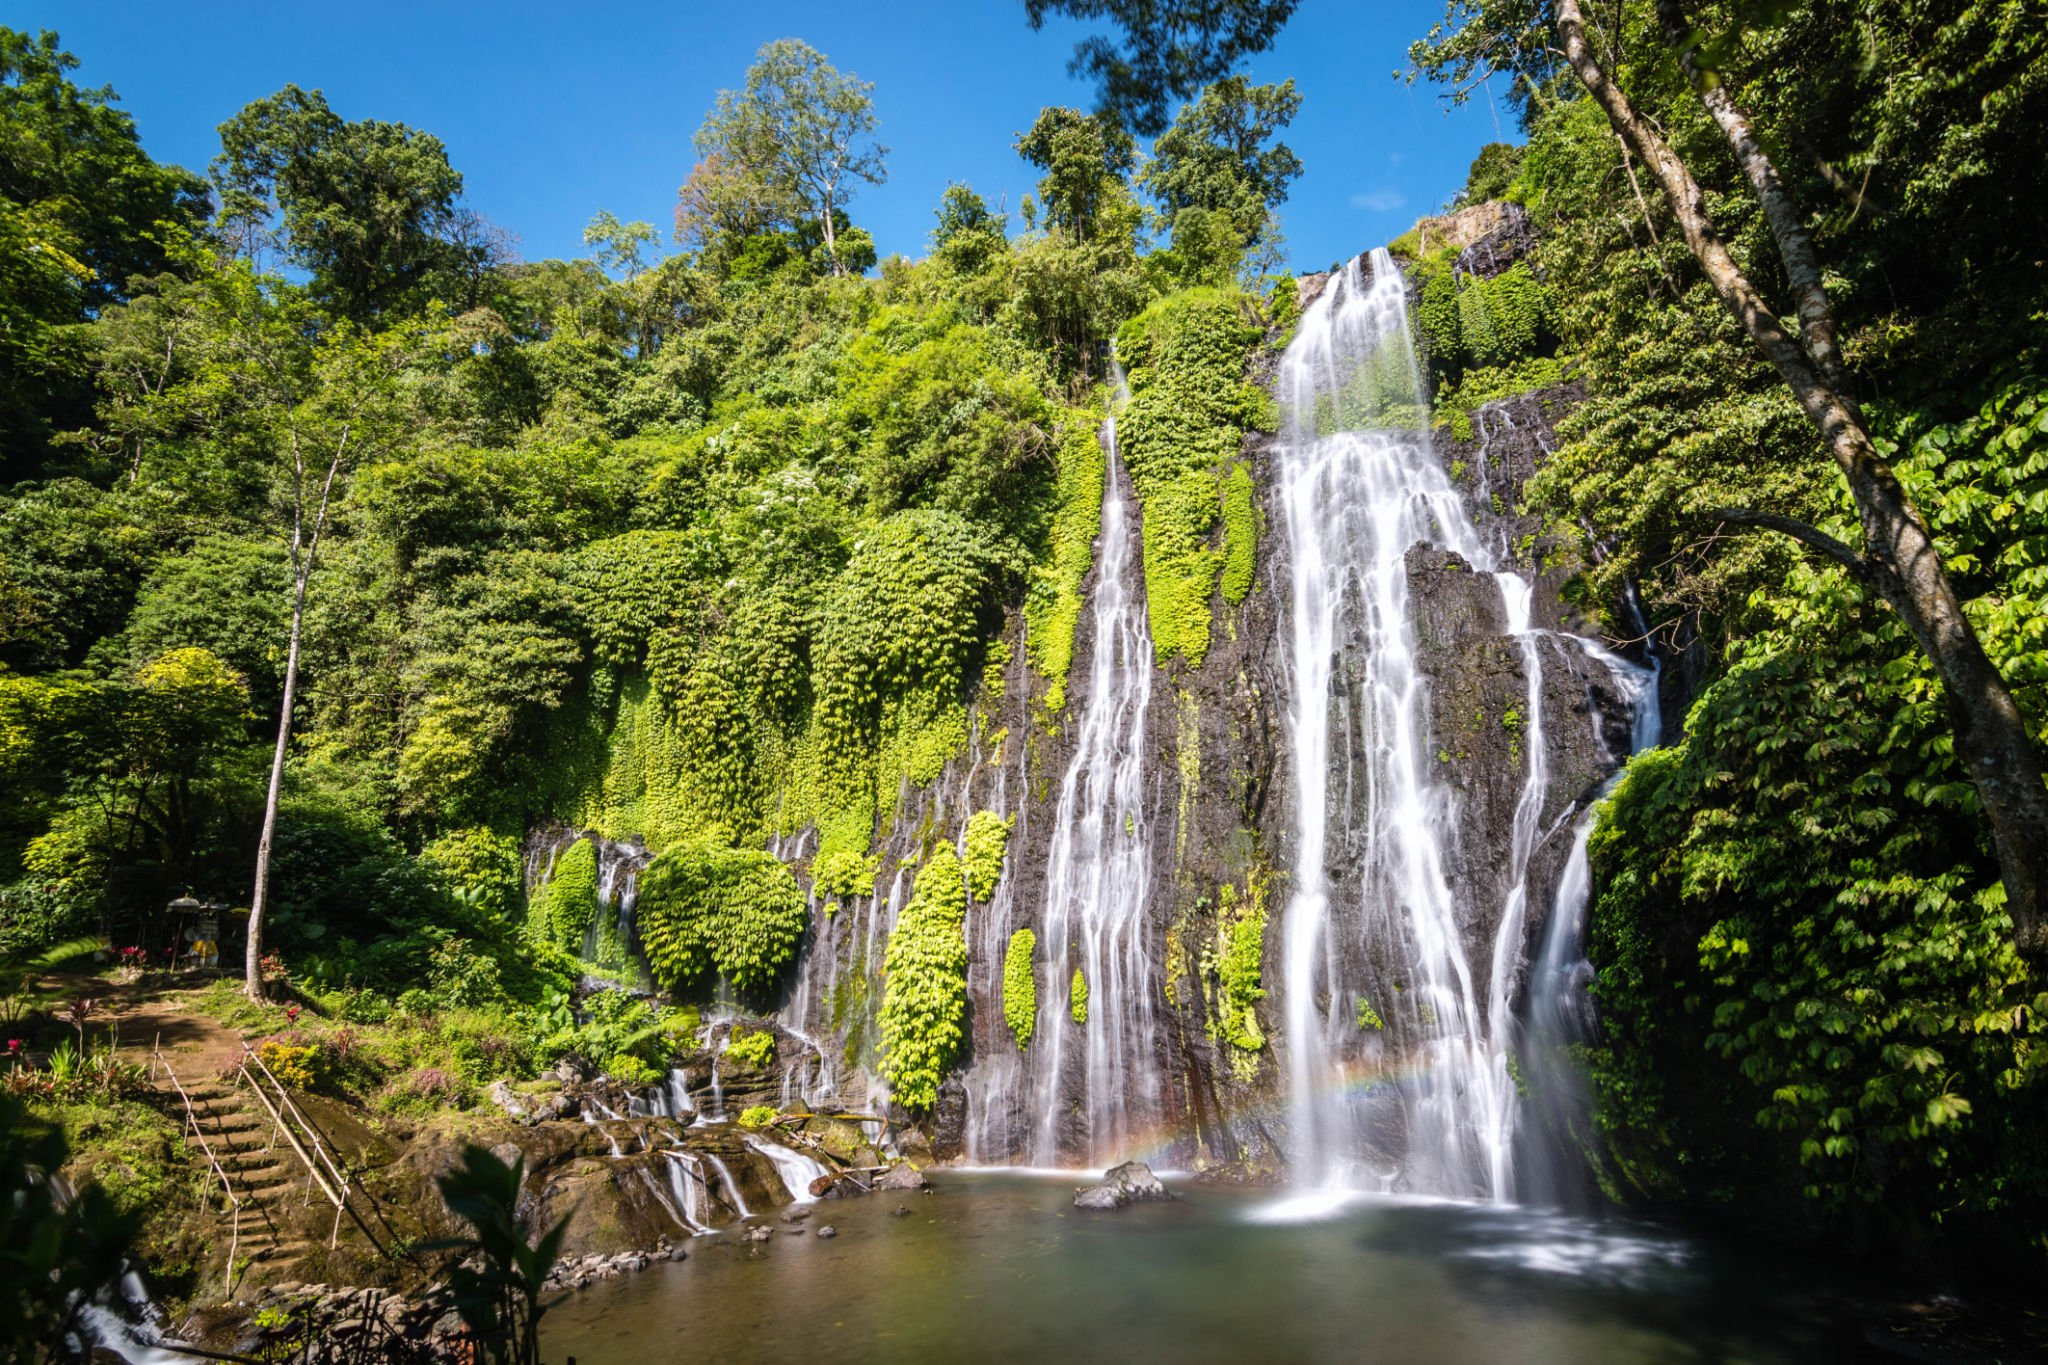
[1554, 0, 2048, 950]
[245, 566, 307, 1001]
[820, 183, 840, 276]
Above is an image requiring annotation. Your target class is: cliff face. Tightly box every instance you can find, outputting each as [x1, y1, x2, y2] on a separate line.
[536, 222, 1653, 1178]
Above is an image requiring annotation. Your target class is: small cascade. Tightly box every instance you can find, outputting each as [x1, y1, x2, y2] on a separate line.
[743, 1135, 830, 1203]
[1519, 635, 1659, 1204]
[1015, 373, 1163, 1168]
[653, 1150, 715, 1234]
[704, 1153, 751, 1218]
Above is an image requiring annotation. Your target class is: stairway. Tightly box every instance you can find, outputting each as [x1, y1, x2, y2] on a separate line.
[170, 1075, 325, 1290]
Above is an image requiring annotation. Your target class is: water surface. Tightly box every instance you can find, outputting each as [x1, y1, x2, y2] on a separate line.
[543, 1172, 1873, 1363]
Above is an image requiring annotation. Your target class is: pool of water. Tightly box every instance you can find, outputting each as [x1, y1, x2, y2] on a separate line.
[542, 1172, 1881, 1363]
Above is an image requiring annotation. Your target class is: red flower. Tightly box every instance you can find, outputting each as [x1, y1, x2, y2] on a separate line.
[285, 1005, 301, 1023]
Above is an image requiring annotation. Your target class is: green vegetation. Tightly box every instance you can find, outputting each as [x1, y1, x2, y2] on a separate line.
[1002, 927, 1037, 1048]
[1203, 876, 1267, 1076]
[1354, 996, 1383, 1031]
[725, 1026, 777, 1069]
[1115, 288, 1272, 666]
[737, 1103, 780, 1129]
[962, 810, 1014, 901]
[1070, 966, 1089, 1025]
[878, 842, 970, 1110]
[533, 838, 601, 950]
[1025, 415, 1106, 713]
[635, 843, 808, 994]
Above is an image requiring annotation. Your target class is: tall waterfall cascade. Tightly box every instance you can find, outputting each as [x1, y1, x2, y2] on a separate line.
[1274, 249, 1655, 1200]
[965, 375, 1162, 1165]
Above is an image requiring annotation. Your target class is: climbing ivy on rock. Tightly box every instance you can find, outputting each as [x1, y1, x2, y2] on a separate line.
[1114, 288, 1271, 667]
[1003, 927, 1037, 1049]
[1023, 413, 1105, 713]
[962, 809, 1013, 901]
[534, 836, 600, 950]
[1203, 875, 1268, 1079]
[878, 841, 970, 1110]
[635, 841, 808, 992]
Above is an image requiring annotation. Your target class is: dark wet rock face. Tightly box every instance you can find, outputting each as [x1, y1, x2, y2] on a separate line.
[1074, 1161, 1174, 1210]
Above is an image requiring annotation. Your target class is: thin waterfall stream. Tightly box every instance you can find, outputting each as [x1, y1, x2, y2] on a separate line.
[997, 369, 1163, 1167]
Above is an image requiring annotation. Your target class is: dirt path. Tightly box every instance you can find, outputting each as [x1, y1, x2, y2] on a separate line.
[49, 969, 255, 1080]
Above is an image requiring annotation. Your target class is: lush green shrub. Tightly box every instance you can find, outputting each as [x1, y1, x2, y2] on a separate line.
[1070, 966, 1088, 1025]
[1002, 928, 1036, 1049]
[737, 1104, 779, 1129]
[1113, 288, 1269, 667]
[419, 827, 525, 928]
[533, 837, 601, 950]
[961, 810, 1013, 902]
[635, 842, 808, 992]
[879, 842, 970, 1110]
[725, 1026, 776, 1069]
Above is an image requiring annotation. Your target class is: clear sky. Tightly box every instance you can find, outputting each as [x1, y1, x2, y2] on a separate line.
[19, 0, 1512, 275]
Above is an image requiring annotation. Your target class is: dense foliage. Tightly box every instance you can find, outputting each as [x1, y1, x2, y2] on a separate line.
[1401, 0, 2048, 1258]
[878, 841, 970, 1110]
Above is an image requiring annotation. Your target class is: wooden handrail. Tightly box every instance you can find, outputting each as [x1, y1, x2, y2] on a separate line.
[237, 1042, 402, 1264]
[152, 1047, 244, 1294]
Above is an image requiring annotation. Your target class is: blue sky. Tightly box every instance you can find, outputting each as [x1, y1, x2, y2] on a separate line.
[21, 0, 1512, 275]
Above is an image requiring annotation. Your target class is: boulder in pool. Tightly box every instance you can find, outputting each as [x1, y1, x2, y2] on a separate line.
[874, 1163, 930, 1193]
[1073, 1161, 1173, 1211]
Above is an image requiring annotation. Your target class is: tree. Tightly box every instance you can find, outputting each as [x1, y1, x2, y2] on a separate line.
[1548, 0, 2048, 949]
[1025, 0, 2048, 951]
[1015, 106, 1137, 240]
[0, 28, 206, 471]
[689, 39, 887, 276]
[1140, 75, 1301, 271]
[149, 266, 429, 997]
[213, 85, 474, 319]
[1022, 0, 1300, 136]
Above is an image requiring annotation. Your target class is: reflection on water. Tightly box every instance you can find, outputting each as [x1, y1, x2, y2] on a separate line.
[544, 1173, 1871, 1363]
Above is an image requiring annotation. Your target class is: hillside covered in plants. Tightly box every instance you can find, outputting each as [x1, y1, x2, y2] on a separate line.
[4, 0, 2048, 1356]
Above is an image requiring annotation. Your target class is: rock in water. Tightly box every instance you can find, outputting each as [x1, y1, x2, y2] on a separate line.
[816, 1225, 837, 1238]
[1072, 1161, 1173, 1211]
[874, 1163, 930, 1193]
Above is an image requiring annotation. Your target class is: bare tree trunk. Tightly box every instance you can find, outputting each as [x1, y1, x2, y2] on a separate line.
[245, 433, 348, 1000]
[245, 568, 307, 1001]
[1554, 0, 2048, 950]
[820, 182, 841, 276]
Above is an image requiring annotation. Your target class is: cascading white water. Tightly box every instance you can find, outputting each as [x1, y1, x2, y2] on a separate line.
[1276, 249, 1551, 1199]
[1019, 379, 1161, 1167]
[743, 1135, 831, 1204]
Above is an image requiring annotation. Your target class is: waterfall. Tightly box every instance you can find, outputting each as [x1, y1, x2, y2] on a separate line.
[744, 1135, 831, 1203]
[1017, 379, 1161, 1167]
[1275, 249, 1555, 1199]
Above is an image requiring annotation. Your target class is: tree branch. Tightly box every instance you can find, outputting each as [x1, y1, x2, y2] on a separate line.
[1703, 507, 1875, 584]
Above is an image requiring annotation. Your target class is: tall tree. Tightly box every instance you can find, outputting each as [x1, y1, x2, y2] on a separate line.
[213, 86, 475, 320]
[689, 40, 887, 276]
[1140, 75, 1301, 266]
[1015, 106, 1137, 240]
[0, 27, 205, 470]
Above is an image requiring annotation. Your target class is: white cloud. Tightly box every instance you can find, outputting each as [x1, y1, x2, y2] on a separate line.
[1350, 189, 1408, 213]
